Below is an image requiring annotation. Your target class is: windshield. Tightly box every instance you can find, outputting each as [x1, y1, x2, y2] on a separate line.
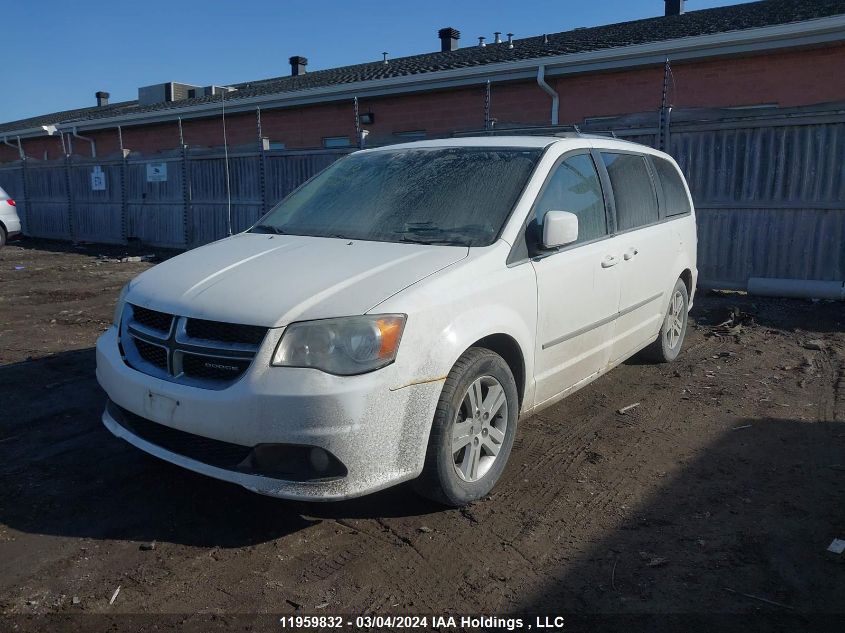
[251, 147, 541, 246]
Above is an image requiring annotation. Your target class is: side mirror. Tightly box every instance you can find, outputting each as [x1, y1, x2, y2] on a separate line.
[542, 211, 579, 249]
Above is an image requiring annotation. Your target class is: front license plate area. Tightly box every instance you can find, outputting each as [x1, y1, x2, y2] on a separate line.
[144, 390, 180, 422]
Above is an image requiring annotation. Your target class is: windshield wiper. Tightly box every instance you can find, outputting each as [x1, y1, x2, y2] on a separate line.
[251, 224, 285, 235]
[394, 224, 473, 246]
[398, 234, 468, 246]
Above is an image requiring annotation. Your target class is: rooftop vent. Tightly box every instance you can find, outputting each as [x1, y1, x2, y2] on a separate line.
[138, 82, 200, 106]
[665, 0, 685, 16]
[289, 56, 308, 76]
[438, 27, 460, 52]
[95, 91, 110, 107]
[188, 85, 236, 98]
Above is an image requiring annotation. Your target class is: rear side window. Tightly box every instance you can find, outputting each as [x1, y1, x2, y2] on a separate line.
[601, 153, 658, 231]
[653, 157, 692, 217]
[534, 154, 607, 243]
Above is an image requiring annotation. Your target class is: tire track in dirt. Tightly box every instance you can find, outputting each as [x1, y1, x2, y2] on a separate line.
[470, 331, 738, 575]
[813, 349, 840, 423]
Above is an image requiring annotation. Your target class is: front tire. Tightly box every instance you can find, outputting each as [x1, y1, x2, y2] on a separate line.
[641, 278, 689, 363]
[414, 347, 518, 507]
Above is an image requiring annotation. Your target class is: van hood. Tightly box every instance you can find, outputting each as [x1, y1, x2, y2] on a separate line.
[127, 233, 468, 327]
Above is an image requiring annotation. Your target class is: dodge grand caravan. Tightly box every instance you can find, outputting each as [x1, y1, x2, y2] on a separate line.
[96, 136, 697, 506]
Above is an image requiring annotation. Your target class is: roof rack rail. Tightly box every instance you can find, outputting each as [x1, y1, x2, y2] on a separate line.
[452, 124, 585, 138]
[451, 125, 627, 140]
[553, 125, 582, 137]
[585, 128, 619, 138]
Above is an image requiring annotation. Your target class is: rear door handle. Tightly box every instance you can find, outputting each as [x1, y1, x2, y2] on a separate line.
[601, 255, 619, 268]
[623, 247, 638, 261]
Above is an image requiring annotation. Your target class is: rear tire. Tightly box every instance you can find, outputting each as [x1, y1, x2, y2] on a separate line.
[414, 347, 518, 507]
[0, 226, 6, 249]
[641, 278, 689, 363]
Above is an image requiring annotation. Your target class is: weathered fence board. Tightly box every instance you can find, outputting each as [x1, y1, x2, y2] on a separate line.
[668, 121, 845, 286]
[264, 152, 343, 202]
[24, 161, 70, 239]
[125, 156, 186, 248]
[69, 158, 124, 244]
[188, 155, 264, 247]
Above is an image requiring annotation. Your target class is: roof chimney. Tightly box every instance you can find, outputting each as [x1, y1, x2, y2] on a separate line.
[438, 27, 460, 52]
[289, 56, 308, 76]
[664, 0, 685, 16]
[95, 91, 110, 107]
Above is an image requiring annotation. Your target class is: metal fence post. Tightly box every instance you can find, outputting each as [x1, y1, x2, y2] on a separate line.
[120, 156, 128, 244]
[65, 155, 75, 242]
[19, 158, 29, 236]
[181, 146, 191, 248]
[259, 143, 268, 216]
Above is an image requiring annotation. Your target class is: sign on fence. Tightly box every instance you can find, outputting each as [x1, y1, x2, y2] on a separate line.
[91, 166, 106, 191]
[146, 163, 168, 182]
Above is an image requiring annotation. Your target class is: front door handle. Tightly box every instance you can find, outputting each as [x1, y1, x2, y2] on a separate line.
[623, 247, 638, 261]
[601, 255, 619, 268]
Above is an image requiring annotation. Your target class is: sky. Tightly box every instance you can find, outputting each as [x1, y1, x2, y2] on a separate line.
[3, 0, 757, 124]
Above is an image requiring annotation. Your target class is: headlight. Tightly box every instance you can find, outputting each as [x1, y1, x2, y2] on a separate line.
[272, 315, 406, 375]
[113, 283, 130, 326]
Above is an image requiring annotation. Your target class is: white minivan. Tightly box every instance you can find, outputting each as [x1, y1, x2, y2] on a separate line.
[96, 136, 697, 506]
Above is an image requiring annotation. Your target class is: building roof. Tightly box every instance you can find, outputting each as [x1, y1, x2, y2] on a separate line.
[2, 0, 845, 134]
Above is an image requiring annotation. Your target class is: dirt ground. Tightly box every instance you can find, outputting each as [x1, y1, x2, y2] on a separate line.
[1, 239, 844, 632]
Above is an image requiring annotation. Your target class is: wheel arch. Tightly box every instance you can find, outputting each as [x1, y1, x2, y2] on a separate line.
[679, 268, 693, 295]
[467, 333, 526, 409]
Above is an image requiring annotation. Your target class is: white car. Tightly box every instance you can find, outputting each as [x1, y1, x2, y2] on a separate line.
[0, 185, 21, 248]
[96, 136, 697, 506]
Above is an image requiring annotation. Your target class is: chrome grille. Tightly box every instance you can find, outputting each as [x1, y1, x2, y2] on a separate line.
[185, 318, 267, 346]
[131, 306, 173, 334]
[121, 304, 268, 389]
[134, 338, 168, 370]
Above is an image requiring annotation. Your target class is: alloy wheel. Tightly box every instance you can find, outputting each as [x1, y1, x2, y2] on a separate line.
[664, 289, 685, 350]
[451, 375, 508, 482]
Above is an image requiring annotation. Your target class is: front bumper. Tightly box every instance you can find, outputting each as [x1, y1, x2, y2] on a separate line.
[96, 327, 442, 500]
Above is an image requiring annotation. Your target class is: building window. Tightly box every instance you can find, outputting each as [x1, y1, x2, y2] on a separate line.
[727, 103, 778, 110]
[323, 136, 352, 148]
[395, 130, 426, 140]
[582, 116, 615, 125]
[268, 141, 286, 150]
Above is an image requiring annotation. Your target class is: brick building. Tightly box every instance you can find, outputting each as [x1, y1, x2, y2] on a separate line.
[1, 0, 845, 162]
